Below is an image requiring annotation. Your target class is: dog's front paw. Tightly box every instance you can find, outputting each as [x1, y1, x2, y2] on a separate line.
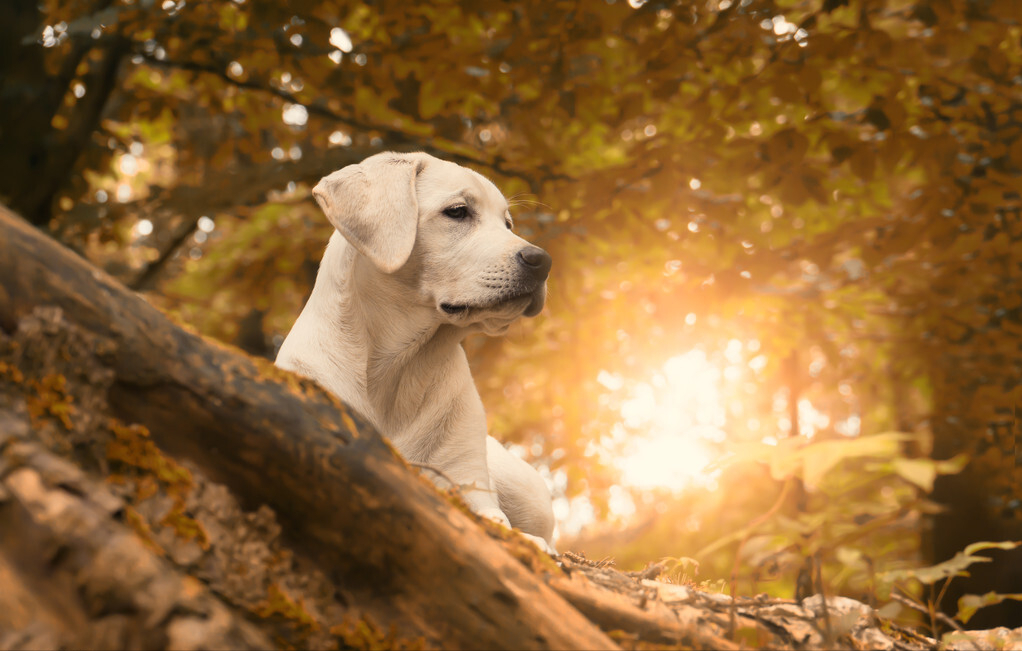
[520, 532, 558, 556]
[478, 508, 512, 529]
[476, 508, 556, 556]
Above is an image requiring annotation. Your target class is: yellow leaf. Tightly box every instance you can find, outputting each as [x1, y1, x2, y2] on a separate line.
[849, 146, 875, 181]
[958, 592, 1022, 624]
[892, 458, 937, 491]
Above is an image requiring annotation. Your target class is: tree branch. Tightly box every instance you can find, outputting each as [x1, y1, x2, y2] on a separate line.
[128, 213, 201, 291]
[136, 53, 572, 187]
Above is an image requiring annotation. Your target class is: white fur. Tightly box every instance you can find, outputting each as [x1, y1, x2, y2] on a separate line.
[276, 151, 556, 553]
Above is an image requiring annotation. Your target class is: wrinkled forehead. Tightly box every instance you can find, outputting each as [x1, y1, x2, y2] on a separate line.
[415, 159, 508, 213]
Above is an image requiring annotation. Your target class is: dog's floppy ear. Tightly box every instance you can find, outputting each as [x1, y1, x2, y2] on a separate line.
[312, 153, 425, 273]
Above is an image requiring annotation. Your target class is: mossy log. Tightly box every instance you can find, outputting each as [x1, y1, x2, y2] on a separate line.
[0, 204, 616, 650]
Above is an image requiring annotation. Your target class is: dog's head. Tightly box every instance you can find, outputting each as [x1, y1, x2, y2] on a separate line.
[312, 151, 551, 334]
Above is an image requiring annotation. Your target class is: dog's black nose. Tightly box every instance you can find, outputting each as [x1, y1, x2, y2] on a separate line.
[517, 246, 552, 281]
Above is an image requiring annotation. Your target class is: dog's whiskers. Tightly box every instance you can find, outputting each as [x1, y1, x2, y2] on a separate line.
[508, 193, 551, 212]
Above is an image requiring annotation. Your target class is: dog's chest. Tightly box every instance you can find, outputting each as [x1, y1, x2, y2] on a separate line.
[360, 354, 485, 462]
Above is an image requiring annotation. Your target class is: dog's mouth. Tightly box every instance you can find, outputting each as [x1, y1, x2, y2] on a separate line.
[439, 288, 544, 320]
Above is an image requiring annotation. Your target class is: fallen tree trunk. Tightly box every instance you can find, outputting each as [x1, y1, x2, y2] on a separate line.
[0, 398, 273, 651]
[4, 202, 1022, 651]
[0, 203, 616, 650]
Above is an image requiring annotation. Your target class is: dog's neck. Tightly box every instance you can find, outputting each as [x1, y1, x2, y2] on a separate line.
[308, 235, 467, 430]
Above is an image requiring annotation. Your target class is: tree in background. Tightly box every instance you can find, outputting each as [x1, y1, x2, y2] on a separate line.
[3, 0, 1022, 627]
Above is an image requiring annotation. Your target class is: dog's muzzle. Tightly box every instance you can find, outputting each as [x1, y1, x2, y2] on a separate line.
[440, 245, 552, 318]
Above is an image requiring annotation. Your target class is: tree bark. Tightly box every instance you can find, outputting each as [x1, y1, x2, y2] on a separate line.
[0, 404, 273, 651]
[0, 203, 616, 650]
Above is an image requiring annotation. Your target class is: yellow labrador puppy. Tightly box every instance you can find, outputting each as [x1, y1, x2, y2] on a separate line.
[276, 151, 556, 553]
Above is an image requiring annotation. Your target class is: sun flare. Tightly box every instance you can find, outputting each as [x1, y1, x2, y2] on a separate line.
[595, 338, 863, 502]
[601, 348, 735, 494]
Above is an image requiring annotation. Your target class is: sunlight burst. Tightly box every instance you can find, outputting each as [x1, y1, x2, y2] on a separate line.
[610, 349, 729, 493]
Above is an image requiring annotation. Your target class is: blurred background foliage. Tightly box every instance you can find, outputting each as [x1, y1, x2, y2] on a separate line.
[3, 0, 1022, 629]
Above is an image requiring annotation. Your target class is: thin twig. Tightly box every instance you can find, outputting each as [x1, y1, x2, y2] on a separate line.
[728, 477, 794, 639]
[407, 462, 498, 496]
[891, 590, 963, 632]
[815, 551, 834, 646]
[129, 215, 200, 290]
[563, 551, 616, 569]
[407, 462, 461, 491]
[932, 575, 961, 636]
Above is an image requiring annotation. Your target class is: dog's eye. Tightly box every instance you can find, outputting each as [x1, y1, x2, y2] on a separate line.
[443, 205, 469, 220]
[505, 220, 513, 230]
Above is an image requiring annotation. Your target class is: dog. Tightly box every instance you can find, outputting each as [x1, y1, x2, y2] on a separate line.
[275, 151, 557, 553]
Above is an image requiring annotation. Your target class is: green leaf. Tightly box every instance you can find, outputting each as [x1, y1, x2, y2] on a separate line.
[957, 592, 1022, 624]
[797, 433, 907, 489]
[878, 551, 987, 586]
[878, 541, 1021, 587]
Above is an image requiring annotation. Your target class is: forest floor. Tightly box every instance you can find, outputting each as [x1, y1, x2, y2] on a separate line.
[553, 552, 1022, 650]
